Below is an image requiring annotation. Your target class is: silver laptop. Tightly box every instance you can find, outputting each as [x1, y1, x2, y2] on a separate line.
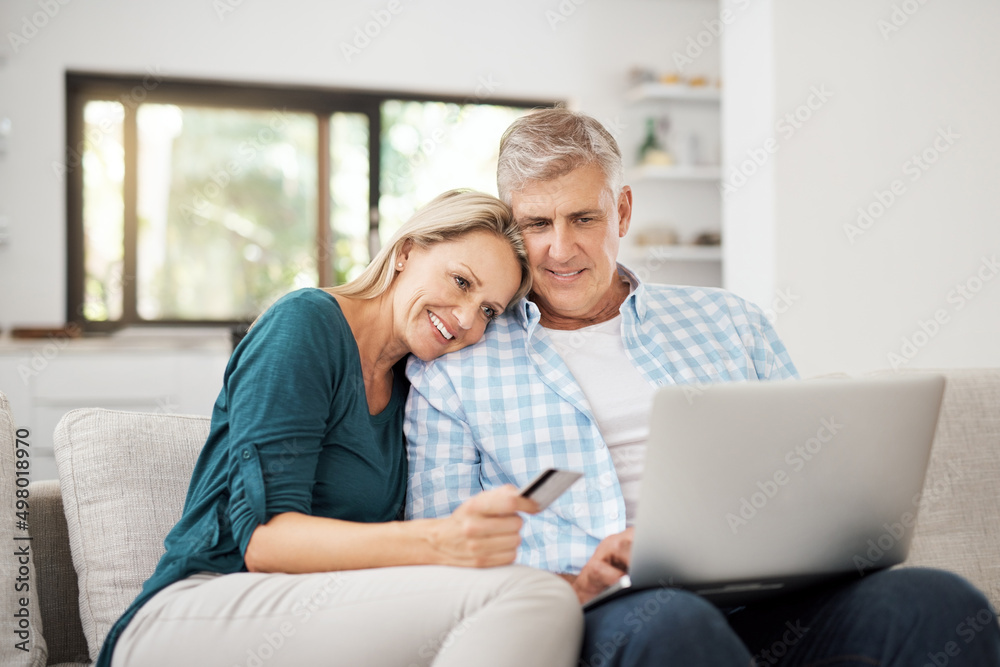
[587, 374, 946, 608]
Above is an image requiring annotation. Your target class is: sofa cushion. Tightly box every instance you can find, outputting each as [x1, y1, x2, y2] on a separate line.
[897, 368, 1000, 609]
[54, 408, 209, 663]
[0, 391, 48, 667]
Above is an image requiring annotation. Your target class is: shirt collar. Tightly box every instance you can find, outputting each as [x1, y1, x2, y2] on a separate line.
[618, 262, 649, 320]
[511, 262, 648, 330]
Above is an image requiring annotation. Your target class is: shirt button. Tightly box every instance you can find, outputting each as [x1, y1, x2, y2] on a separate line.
[242, 450, 251, 460]
[609, 509, 619, 520]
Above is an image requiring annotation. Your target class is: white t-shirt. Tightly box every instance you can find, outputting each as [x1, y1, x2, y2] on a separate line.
[544, 315, 655, 525]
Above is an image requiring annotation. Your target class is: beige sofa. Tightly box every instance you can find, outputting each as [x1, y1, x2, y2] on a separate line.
[2, 368, 999, 666]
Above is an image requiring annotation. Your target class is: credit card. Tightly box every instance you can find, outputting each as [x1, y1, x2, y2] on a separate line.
[518, 468, 583, 509]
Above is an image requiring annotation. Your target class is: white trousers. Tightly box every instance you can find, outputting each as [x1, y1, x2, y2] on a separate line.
[111, 565, 583, 667]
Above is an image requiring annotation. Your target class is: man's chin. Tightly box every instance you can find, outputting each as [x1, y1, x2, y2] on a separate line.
[531, 289, 586, 312]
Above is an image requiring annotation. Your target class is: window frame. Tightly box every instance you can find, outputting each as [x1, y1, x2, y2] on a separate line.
[65, 72, 554, 331]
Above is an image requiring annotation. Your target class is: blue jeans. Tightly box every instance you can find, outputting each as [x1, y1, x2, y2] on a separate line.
[580, 568, 1000, 667]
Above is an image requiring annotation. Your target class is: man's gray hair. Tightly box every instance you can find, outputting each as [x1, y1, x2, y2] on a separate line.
[497, 108, 624, 205]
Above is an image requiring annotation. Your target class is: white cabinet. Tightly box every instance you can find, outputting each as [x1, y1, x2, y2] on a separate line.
[620, 83, 723, 288]
[0, 333, 231, 480]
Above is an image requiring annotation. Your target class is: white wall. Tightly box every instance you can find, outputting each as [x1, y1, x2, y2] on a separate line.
[720, 0, 775, 311]
[6, 1, 993, 380]
[724, 0, 1000, 377]
[0, 0, 722, 329]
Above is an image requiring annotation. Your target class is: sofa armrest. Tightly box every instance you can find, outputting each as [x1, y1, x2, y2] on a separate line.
[30, 479, 91, 665]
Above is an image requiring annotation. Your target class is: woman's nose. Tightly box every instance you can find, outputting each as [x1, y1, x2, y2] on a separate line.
[454, 303, 477, 330]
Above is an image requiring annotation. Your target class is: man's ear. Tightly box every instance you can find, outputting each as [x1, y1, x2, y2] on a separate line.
[617, 186, 633, 238]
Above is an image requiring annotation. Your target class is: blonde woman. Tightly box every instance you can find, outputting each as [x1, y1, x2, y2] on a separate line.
[101, 190, 583, 667]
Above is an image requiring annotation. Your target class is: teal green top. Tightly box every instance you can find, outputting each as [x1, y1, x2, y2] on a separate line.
[97, 288, 408, 667]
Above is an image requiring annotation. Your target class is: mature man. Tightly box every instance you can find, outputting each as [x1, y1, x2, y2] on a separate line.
[405, 109, 999, 665]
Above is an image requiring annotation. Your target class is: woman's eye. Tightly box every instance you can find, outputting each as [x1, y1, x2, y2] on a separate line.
[482, 306, 497, 321]
[454, 275, 469, 290]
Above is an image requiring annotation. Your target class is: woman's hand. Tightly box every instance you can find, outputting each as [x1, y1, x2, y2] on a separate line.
[424, 486, 540, 568]
[244, 487, 539, 574]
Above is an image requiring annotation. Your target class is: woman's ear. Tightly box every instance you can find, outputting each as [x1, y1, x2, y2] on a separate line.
[398, 239, 413, 266]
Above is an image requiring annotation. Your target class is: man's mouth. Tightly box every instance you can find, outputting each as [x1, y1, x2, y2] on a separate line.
[548, 269, 584, 278]
[428, 311, 454, 340]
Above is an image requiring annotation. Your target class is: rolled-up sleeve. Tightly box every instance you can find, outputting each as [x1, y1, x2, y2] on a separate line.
[743, 300, 799, 380]
[222, 292, 342, 556]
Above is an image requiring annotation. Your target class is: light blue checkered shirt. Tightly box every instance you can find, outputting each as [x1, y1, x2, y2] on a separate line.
[405, 265, 798, 574]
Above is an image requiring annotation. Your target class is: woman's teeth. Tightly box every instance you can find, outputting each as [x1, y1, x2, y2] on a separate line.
[428, 311, 454, 340]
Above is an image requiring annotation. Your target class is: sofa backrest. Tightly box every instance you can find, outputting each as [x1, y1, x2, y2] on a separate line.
[24, 368, 1000, 663]
[53, 408, 210, 663]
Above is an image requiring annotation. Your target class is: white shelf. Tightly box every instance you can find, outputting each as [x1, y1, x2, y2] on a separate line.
[0, 329, 231, 353]
[624, 73, 723, 289]
[636, 245, 722, 262]
[626, 83, 721, 103]
[629, 164, 721, 181]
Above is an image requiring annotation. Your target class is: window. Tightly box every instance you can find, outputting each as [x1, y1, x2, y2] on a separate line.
[65, 73, 550, 329]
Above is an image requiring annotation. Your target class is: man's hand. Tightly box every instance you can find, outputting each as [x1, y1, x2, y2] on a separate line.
[424, 486, 540, 568]
[563, 528, 634, 604]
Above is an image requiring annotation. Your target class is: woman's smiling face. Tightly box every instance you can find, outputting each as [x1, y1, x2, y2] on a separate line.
[391, 230, 522, 361]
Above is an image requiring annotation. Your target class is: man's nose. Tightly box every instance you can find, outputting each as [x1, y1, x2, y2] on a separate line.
[549, 224, 575, 262]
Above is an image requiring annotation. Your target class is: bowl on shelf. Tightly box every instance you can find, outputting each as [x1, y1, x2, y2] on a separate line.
[693, 231, 722, 246]
[634, 227, 679, 247]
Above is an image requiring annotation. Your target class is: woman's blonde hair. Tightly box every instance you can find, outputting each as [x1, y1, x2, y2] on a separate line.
[330, 189, 531, 307]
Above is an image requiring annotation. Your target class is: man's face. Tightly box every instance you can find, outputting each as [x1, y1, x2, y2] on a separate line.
[510, 163, 632, 326]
